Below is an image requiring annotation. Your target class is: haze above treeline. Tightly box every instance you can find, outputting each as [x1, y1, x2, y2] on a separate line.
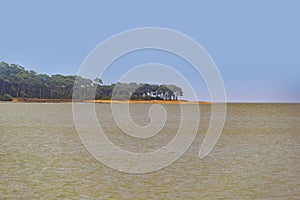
[0, 62, 183, 101]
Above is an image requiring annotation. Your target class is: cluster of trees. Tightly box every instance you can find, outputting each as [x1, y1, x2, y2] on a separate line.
[0, 62, 80, 100]
[0, 62, 183, 101]
[110, 82, 183, 100]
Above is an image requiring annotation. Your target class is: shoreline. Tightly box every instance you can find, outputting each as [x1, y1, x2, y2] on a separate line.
[10, 98, 211, 104]
[12, 98, 74, 103]
[84, 99, 211, 104]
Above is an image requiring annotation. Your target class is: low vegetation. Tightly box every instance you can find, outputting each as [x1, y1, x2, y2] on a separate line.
[0, 94, 13, 101]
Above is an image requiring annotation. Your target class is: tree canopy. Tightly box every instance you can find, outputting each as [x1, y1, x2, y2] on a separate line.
[0, 62, 183, 101]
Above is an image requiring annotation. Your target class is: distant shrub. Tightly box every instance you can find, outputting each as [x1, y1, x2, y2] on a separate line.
[141, 95, 151, 100]
[0, 94, 13, 101]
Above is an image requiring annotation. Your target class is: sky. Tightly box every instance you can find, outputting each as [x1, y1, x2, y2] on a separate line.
[0, 0, 299, 102]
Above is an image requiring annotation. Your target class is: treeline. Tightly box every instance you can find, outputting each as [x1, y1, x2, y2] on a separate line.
[0, 62, 183, 101]
[102, 82, 183, 101]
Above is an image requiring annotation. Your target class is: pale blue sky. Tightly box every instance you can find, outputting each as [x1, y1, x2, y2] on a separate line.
[1, 0, 299, 102]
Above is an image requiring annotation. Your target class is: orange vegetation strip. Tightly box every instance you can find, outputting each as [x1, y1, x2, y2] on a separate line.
[84, 100, 211, 104]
